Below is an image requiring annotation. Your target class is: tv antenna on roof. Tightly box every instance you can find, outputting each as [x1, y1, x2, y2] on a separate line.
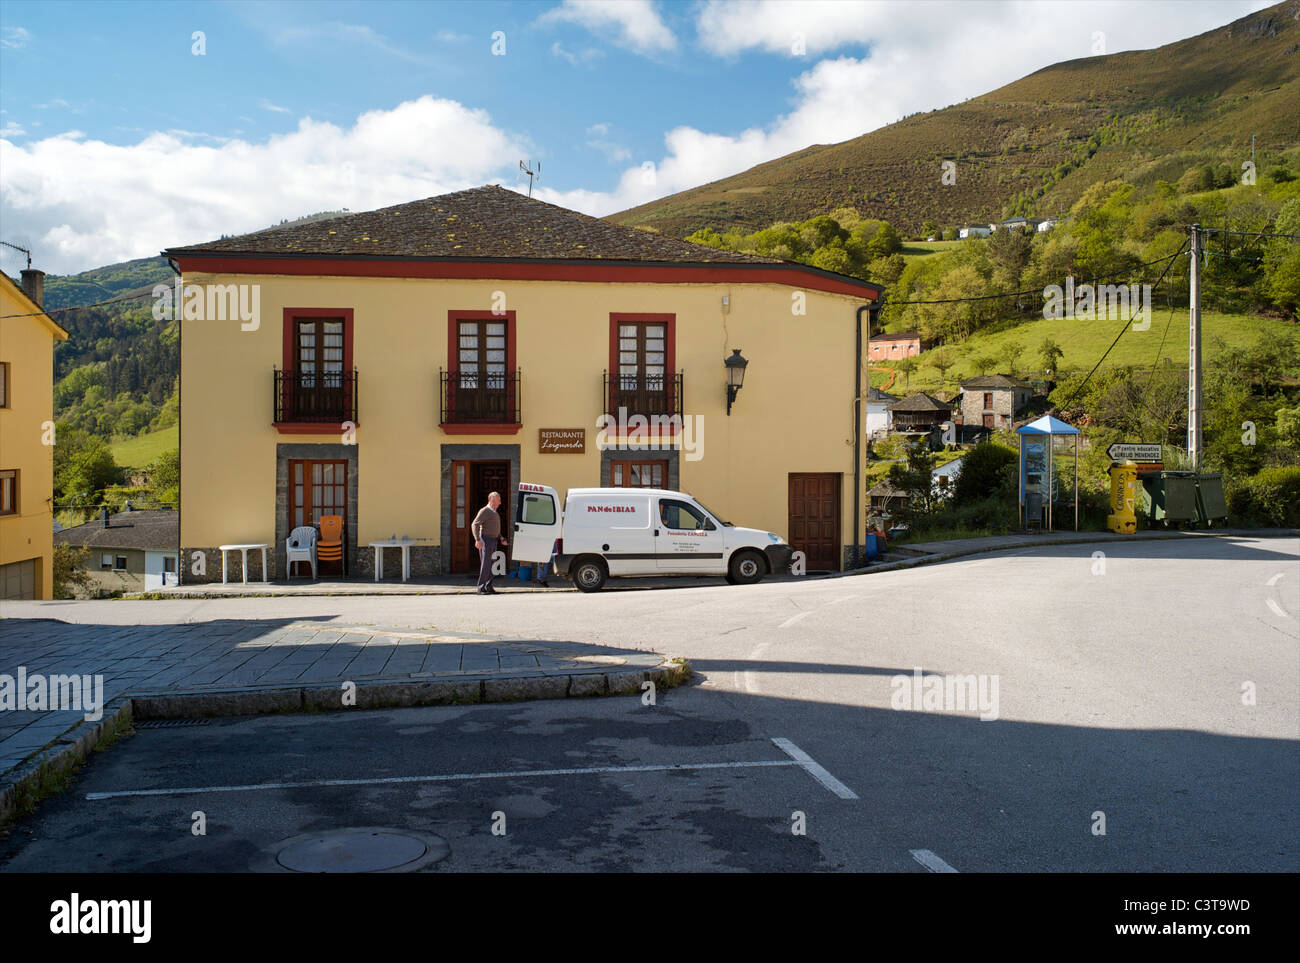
[0, 240, 32, 269]
[519, 160, 541, 198]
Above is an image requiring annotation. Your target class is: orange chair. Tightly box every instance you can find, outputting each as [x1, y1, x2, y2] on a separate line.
[316, 515, 344, 576]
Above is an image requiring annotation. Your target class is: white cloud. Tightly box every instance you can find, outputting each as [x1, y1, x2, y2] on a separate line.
[435, 29, 471, 43]
[35, 98, 70, 110]
[1, 26, 31, 49]
[259, 98, 291, 114]
[273, 21, 431, 64]
[550, 40, 605, 66]
[0, 121, 25, 138]
[0, 97, 527, 274]
[538, 0, 677, 54]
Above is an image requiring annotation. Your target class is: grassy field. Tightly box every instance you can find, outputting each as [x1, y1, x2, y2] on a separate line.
[879, 311, 1298, 394]
[108, 425, 177, 468]
[899, 240, 960, 263]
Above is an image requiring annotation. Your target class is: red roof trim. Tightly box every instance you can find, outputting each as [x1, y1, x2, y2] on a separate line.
[172, 255, 882, 299]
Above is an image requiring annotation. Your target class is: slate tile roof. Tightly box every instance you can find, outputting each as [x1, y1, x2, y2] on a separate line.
[54, 509, 178, 551]
[167, 185, 786, 265]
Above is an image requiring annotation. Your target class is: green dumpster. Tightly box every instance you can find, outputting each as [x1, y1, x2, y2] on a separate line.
[1151, 471, 1198, 525]
[1196, 473, 1228, 524]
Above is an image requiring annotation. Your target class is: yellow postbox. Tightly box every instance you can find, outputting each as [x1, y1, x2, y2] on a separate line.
[1107, 462, 1139, 534]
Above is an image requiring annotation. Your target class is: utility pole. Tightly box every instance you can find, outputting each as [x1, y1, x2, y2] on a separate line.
[1188, 224, 1202, 471]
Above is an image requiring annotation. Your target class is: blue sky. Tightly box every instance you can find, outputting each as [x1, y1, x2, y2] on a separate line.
[0, 0, 1275, 274]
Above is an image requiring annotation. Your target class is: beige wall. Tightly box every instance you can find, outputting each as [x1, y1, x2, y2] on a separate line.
[179, 272, 872, 565]
[0, 279, 63, 599]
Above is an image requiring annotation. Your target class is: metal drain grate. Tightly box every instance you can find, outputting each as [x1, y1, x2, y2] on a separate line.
[136, 718, 213, 729]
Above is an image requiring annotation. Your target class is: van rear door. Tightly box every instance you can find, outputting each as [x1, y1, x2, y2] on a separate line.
[513, 483, 561, 564]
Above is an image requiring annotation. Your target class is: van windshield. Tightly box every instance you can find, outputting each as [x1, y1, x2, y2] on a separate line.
[692, 499, 732, 527]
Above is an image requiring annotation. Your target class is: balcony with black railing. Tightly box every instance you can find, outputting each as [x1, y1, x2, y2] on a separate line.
[603, 370, 683, 422]
[440, 368, 521, 430]
[273, 368, 358, 426]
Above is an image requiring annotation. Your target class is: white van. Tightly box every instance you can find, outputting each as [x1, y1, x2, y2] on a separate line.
[512, 483, 794, 592]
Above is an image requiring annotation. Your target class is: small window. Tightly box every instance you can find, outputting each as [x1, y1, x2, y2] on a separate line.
[101, 553, 114, 570]
[0, 469, 16, 516]
[163, 556, 177, 573]
[983, 392, 993, 409]
[114, 556, 128, 571]
[0, 362, 8, 407]
[659, 499, 711, 532]
[517, 492, 556, 526]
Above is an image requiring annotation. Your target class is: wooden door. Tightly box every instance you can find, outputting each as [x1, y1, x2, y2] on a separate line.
[615, 321, 669, 415]
[294, 318, 345, 420]
[449, 461, 510, 574]
[788, 473, 842, 572]
[288, 459, 348, 575]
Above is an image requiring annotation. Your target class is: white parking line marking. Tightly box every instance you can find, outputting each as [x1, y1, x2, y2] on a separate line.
[778, 611, 812, 628]
[771, 737, 859, 799]
[1267, 572, 1284, 587]
[910, 849, 959, 873]
[1266, 599, 1290, 619]
[826, 596, 859, 606]
[85, 759, 801, 800]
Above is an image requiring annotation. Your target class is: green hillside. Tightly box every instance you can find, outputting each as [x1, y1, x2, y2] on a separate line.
[612, 3, 1300, 239]
[43, 256, 174, 311]
[108, 426, 178, 469]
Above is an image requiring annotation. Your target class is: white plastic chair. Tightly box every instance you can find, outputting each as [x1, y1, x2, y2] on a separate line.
[286, 526, 318, 579]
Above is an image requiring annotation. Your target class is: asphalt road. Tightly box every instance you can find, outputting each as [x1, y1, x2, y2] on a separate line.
[2, 535, 1296, 872]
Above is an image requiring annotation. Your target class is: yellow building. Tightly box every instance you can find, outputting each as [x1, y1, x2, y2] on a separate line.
[0, 269, 68, 600]
[165, 186, 882, 581]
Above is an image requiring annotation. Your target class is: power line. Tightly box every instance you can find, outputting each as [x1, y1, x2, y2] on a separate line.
[0, 287, 160, 321]
[1057, 237, 1190, 414]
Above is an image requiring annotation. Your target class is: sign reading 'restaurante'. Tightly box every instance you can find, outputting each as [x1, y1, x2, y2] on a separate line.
[540, 428, 585, 454]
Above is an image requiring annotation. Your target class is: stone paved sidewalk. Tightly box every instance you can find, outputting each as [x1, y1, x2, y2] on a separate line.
[0, 617, 671, 783]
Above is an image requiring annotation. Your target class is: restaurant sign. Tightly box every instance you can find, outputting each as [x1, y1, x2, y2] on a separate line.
[540, 428, 585, 454]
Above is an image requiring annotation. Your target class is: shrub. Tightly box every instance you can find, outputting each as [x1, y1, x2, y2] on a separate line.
[1226, 465, 1300, 527]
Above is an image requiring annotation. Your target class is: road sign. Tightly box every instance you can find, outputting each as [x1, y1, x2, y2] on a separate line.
[1107, 443, 1162, 463]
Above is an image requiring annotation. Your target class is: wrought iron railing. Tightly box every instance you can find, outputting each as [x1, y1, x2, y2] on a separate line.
[603, 370, 683, 421]
[440, 368, 521, 425]
[273, 369, 358, 424]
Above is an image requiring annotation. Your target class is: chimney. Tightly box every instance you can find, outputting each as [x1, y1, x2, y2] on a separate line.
[20, 269, 45, 309]
[100, 508, 110, 528]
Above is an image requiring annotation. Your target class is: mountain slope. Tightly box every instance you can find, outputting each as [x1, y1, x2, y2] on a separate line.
[612, 2, 1300, 238]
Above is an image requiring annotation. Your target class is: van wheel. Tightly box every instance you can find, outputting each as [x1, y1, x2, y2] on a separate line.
[573, 558, 608, 593]
[729, 550, 765, 586]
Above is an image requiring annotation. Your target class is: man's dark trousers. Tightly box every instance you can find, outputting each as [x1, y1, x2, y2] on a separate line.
[478, 536, 499, 591]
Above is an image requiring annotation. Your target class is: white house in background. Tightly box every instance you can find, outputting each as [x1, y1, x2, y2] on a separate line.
[932, 455, 965, 497]
[865, 387, 899, 439]
[1037, 217, 1059, 233]
[995, 217, 1034, 232]
[959, 224, 992, 239]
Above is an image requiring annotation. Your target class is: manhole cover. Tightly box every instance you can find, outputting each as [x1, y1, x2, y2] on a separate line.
[276, 829, 447, 873]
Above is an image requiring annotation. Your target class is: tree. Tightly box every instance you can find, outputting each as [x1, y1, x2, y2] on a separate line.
[52, 425, 120, 505]
[952, 442, 1017, 505]
[865, 222, 903, 259]
[971, 353, 998, 375]
[920, 220, 938, 240]
[53, 543, 95, 599]
[925, 347, 956, 383]
[1000, 340, 1025, 377]
[867, 253, 905, 286]
[149, 449, 180, 506]
[988, 223, 1032, 285]
[1038, 337, 1064, 376]
[897, 356, 920, 387]
[888, 441, 940, 521]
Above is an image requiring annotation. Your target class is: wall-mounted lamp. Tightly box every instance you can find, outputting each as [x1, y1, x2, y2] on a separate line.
[725, 348, 748, 415]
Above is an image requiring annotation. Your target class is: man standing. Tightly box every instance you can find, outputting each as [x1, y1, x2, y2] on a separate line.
[472, 491, 507, 595]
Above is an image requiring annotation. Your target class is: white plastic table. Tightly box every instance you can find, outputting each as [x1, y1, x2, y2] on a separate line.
[369, 538, 431, 582]
[219, 543, 270, 584]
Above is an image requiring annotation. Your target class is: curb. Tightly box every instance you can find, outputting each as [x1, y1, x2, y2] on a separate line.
[843, 528, 1300, 576]
[0, 660, 688, 826]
